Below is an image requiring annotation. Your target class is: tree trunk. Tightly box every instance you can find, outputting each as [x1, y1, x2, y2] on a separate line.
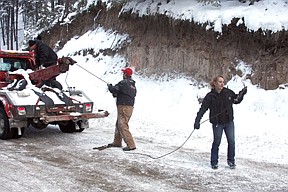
[6, 7, 10, 49]
[58, 0, 64, 5]
[35, 2, 39, 23]
[10, 2, 15, 50]
[64, 0, 69, 18]
[0, 17, 5, 48]
[15, 0, 19, 50]
[51, 0, 55, 12]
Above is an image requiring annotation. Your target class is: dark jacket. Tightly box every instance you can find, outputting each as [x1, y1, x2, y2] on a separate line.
[35, 40, 58, 67]
[108, 78, 137, 106]
[195, 87, 245, 125]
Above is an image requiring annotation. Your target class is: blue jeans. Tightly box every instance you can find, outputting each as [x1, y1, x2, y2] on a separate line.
[211, 121, 235, 165]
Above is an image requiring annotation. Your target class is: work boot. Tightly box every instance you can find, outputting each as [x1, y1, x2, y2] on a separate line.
[123, 146, 136, 151]
[107, 143, 122, 148]
[211, 164, 218, 170]
[227, 160, 236, 169]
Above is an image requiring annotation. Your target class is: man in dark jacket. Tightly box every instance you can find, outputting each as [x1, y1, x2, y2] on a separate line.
[107, 67, 137, 151]
[194, 75, 247, 169]
[28, 40, 58, 68]
[28, 40, 62, 90]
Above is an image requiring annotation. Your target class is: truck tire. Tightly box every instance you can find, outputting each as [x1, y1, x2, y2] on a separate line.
[58, 120, 76, 133]
[74, 121, 85, 132]
[30, 121, 48, 129]
[0, 108, 12, 140]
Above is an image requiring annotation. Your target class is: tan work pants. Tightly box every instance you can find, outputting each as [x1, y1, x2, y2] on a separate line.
[113, 105, 136, 149]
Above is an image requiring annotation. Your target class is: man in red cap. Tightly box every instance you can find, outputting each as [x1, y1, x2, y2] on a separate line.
[107, 67, 137, 151]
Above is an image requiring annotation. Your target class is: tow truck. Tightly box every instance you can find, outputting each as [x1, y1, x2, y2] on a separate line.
[0, 50, 109, 139]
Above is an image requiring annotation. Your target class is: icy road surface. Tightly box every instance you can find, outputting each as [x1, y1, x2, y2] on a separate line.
[1, 125, 288, 192]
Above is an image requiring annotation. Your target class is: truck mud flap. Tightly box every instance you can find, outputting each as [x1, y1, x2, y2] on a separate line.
[54, 91, 73, 106]
[33, 89, 54, 108]
[42, 87, 74, 106]
[40, 111, 109, 123]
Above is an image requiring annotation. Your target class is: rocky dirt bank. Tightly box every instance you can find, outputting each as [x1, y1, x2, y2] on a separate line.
[41, 3, 288, 90]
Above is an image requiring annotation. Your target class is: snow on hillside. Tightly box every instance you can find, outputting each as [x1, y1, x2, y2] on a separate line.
[120, 0, 288, 33]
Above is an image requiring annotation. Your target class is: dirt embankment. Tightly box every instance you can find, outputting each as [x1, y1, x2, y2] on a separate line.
[41, 3, 288, 90]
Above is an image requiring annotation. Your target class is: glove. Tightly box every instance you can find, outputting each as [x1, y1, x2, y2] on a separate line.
[235, 86, 247, 102]
[240, 86, 247, 95]
[238, 86, 247, 98]
[107, 84, 113, 91]
[194, 121, 200, 130]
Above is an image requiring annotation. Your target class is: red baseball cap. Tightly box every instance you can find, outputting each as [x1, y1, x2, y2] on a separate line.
[121, 67, 133, 76]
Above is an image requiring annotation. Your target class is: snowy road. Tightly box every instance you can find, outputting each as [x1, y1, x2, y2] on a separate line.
[1, 125, 288, 192]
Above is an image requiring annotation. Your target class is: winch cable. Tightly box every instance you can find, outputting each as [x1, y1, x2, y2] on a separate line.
[125, 120, 206, 160]
[64, 65, 192, 159]
[126, 104, 237, 160]
[126, 83, 247, 160]
[129, 129, 196, 160]
[63, 64, 197, 159]
[65, 64, 246, 160]
[64, 71, 70, 90]
[63, 63, 109, 90]
[74, 63, 108, 84]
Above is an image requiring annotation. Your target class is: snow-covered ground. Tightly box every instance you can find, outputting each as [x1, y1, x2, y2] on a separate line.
[1, 0, 288, 191]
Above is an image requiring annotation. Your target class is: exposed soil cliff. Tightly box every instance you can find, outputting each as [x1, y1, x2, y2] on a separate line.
[41, 3, 288, 90]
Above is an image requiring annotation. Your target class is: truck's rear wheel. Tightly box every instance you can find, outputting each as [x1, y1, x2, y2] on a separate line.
[58, 121, 76, 133]
[30, 121, 48, 129]
[0, 108, 12, 140]
[74, 121, 85, 132]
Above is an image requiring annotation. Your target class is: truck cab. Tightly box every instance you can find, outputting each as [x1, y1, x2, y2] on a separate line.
[0, 50, 36, 88]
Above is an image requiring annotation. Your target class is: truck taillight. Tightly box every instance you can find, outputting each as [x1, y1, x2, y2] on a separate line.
[85, 103, 92, 112]
[17, 107, 26, 115]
